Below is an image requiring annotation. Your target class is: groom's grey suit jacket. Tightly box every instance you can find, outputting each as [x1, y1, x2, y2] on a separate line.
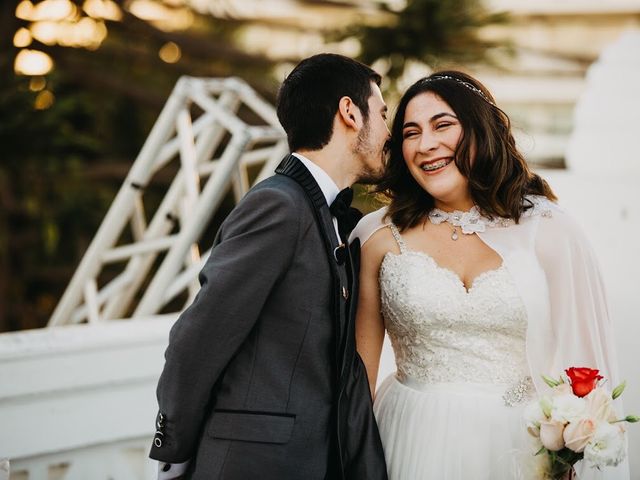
[149, 155, 387, 479]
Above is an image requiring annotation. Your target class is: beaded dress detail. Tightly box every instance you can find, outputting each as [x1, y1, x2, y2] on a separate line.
[373, 219, 543, 479]
[380, 223, 530, 391]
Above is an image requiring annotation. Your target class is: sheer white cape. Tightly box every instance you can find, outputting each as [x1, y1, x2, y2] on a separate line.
[351, 197, 630, 479]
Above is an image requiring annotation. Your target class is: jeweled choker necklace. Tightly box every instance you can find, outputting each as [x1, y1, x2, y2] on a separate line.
[428, 197, 552, 240]
[428, 206, 488, 241]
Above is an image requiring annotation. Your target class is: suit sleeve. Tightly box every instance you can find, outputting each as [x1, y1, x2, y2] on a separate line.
[150, 186, 301, 462]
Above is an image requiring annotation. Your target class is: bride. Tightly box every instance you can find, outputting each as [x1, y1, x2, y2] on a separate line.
[352, 71, 629, 479]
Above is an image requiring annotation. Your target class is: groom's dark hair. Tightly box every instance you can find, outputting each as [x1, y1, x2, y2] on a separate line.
[276, 53, 381, 152]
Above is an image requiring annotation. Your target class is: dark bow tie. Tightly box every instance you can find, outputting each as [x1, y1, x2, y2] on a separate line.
[329, 187, 363, 242]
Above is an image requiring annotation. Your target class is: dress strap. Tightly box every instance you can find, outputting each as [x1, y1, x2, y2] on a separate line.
[388, 223, 407, 253]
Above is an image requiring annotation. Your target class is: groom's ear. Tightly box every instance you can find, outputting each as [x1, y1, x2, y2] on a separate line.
[337, 96, 362, 131]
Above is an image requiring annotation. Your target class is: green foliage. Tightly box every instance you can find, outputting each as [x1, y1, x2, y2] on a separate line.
[343, 0, 510, 82]
[0, 72, 134, 330]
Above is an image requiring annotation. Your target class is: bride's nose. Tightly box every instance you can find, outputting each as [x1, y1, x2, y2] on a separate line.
[417, 132, 438, 154]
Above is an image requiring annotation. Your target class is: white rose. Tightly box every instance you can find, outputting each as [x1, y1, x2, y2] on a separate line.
[551, 394, 587, 424]
[583, 422, 627, 468]
[524, 400, 547, 437]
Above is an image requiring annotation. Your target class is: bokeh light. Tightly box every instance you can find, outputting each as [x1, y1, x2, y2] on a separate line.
[29, 76, 47, 92]
[13, 27, 33, 48]
[159, 41, 182, 63]
[30, 0, 77, 22]
[34, 90, 56, 110]
[127, 0, 194, 31]
[83, 0, 122, 21]
[14, 49, 54, 76]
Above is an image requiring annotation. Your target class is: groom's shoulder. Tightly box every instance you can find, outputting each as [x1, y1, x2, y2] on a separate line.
[232, 175, 303, 212]
[246, 174, 304, 202]
[219, 176, 307, 239]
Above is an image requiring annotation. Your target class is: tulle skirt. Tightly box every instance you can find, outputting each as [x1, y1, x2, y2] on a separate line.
[374, 374, 542, 480]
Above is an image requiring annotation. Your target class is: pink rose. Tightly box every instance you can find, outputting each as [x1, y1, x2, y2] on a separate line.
[540, 420, 566, 451]
[563, 418, 596, 452]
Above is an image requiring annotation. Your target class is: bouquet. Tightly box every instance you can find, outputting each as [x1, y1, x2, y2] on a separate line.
[524, 367, 638, 479]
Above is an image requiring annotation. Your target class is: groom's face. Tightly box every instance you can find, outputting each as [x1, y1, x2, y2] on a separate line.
[353, 83, 390, 184]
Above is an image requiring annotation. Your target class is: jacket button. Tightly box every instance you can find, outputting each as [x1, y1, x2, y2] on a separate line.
[342, 286, 349, 300]
[154, 431, 164, 447]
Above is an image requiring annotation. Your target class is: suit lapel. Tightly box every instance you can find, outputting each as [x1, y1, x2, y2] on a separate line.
[275, 154, 340, 254]
[275, 155, 352, 362]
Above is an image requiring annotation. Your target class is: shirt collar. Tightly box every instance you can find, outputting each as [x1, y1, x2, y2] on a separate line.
[292, 152, 340, 206]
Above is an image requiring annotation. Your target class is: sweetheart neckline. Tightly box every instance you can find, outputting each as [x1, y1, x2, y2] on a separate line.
[382, 250, 506, 294]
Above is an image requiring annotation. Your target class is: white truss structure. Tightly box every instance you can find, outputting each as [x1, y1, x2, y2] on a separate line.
[4, 77, 287, 479]
[48, 76, 287, 326]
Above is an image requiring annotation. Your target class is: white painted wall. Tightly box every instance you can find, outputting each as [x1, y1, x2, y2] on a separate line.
[0, 318, 175, 478]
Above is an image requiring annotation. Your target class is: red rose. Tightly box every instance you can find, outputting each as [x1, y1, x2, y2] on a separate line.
[565, 367, 603, 397]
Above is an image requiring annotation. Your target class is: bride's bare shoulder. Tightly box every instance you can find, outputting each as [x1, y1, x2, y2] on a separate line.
[352, 208, 400, 263]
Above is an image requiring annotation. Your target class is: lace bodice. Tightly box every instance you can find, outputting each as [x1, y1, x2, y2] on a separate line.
[379, 224, 530, 390]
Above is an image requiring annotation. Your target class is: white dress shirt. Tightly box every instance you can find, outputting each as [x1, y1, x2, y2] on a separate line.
[292, 152, 342, 242]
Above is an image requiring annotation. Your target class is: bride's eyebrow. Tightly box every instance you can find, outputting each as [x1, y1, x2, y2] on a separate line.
[403, 112, 458, 129]
[429, 112, 457, 122]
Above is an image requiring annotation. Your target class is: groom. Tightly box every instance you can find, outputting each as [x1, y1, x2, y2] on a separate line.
[149, 53, 390, 479]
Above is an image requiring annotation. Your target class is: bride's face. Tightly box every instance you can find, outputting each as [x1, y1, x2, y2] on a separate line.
[401, 91, 473, 210]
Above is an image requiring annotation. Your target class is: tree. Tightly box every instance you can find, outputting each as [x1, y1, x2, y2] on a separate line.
[342, 0, 510, 89]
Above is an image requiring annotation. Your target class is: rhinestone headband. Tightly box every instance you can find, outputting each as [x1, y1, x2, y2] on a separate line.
[420, 75, 495, 106]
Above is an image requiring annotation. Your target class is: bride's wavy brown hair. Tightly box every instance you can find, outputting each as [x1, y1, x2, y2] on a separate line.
[377, 70, 556, 230]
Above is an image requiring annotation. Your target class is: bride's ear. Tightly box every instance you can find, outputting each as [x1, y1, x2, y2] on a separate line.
[337, 96, 362, 131]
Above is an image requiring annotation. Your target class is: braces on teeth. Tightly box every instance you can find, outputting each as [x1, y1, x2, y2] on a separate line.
[422, 159, 452, 171]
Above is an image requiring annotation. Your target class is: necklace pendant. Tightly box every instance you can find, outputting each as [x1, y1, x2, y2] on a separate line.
[451, 229, 459, 241]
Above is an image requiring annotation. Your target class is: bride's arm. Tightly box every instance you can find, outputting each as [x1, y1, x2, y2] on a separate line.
[355, 227, 395, 398]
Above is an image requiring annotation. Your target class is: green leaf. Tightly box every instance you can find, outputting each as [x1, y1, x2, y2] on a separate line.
[542, 374, 561, 388]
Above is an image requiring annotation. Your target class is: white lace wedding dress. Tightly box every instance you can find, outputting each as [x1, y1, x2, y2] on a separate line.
[374, 223, 538, 480]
